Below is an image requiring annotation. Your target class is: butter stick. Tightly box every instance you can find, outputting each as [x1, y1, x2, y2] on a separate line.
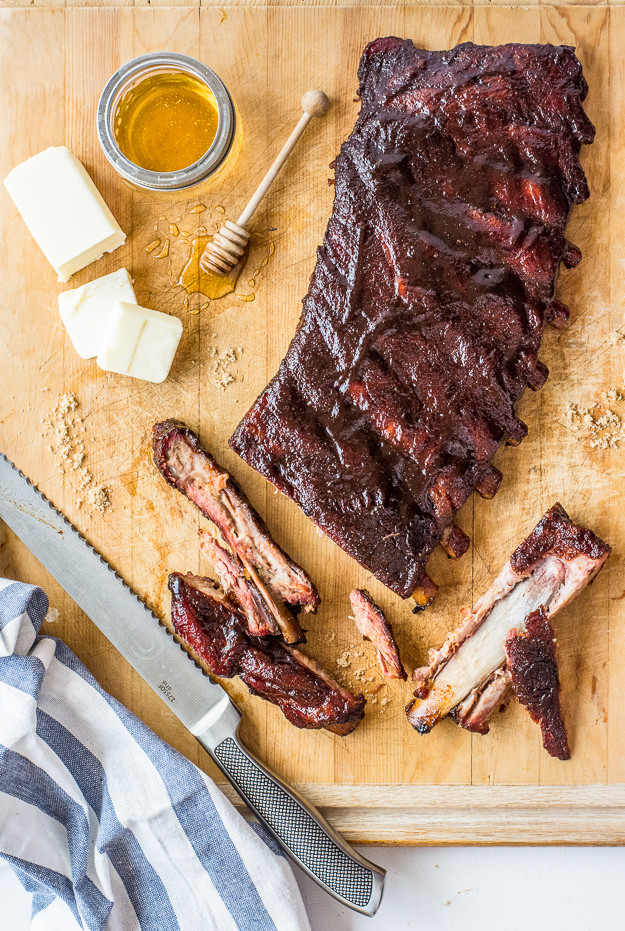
[4, 146, 125, 282]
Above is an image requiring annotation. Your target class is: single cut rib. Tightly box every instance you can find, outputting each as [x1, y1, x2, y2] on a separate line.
[349, 588, 406, 679]
[169, 572, 365, 734]
[153, 420, 319, 626]
[410, 562, 563, 729]
[406, 504, 610, 752]
[229, 39, 594, 600]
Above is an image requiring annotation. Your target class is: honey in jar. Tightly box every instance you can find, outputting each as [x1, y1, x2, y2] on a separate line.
[114, 72, 220, 173]
[98, 54, 237, 192]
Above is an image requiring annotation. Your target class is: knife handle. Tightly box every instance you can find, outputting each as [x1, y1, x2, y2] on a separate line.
[197, 707, 385, 916]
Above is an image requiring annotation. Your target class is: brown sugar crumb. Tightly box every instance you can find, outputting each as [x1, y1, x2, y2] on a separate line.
[608, 331, 625, 346]
[42, 392, 111, 515]
[602, 388, 625, 403]
[335, 645, 365, 669]
[206, 344, 241, 390]
[336, 642, 390, 706]
[86, 484, 111, 515]
[566, 400, 625, 450]
[44, 606, 60, 625]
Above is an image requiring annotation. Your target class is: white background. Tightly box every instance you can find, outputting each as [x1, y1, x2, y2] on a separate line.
[3, 846, 623, 929]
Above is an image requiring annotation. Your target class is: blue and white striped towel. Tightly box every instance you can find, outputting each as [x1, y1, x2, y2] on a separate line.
[0, 578, 311, 931]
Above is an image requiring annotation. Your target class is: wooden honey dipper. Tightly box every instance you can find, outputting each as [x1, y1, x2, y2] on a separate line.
[201, 89, 330, 276]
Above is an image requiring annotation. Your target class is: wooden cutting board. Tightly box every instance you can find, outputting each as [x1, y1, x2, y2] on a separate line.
[1, 2, 624, 844]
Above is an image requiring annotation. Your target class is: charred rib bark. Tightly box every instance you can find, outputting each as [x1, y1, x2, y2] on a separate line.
[506, 607, 570, 760]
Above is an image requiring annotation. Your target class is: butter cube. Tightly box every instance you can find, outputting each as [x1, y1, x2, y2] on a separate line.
[97, 301, 183, 384]
[4, 146, 125, 282]
[58, 269, 136, 360]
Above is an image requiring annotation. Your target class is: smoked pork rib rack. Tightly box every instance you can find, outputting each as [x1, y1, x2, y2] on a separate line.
[406, 504, 610, 757]
[230, 39, 595, 601]
[169, 572, 365, 735]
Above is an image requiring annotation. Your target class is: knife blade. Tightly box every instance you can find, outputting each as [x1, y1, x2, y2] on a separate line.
[0, 452, 385, 915]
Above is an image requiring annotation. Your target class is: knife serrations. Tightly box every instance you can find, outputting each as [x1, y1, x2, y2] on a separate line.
[0, 452, 235, 735]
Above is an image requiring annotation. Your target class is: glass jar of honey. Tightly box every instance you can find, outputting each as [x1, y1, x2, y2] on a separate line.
[97, 52, 237, 192]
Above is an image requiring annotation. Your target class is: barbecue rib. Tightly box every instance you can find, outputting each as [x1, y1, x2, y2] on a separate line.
[506, 607, 570, 760]
[153, 420, 319, 643]
[350, 589, 406, 679]
[169, 572, 365, 734]
[406, 504, 610, 755]
[229, 39, 595, 601]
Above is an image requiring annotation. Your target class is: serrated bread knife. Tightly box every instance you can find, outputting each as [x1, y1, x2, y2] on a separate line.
[0, 453, 385, 916]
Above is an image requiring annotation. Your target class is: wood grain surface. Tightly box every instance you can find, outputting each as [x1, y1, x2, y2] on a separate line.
[1, 4, 624, 843]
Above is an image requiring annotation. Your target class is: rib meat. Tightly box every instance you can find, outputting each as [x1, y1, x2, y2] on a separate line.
[406, 504, 610, 754]
[506, 607, 570, 760]
[449, 669, 512, 735]
[153, 419, 319, 639]
[169, 572, 365, 734]
[229, 39, 594, 601]
[198, 532, 279, 638]
[349, 589, 406, 679]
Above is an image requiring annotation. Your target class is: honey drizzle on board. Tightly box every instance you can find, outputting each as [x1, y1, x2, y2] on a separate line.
[177, 235, 247, 301]
[144, 204, 275, 308]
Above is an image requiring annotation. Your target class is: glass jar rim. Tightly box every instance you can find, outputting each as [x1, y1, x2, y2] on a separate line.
[97, 52, 235, 192]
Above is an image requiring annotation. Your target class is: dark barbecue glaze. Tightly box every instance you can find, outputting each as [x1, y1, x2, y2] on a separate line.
[511, 503, 610, 573]
[506, 606, 570, 760]
[168, 573, 365, 734]
[229, 38, 595, 599]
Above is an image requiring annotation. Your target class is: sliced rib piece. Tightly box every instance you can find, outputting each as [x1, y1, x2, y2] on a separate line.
[406, 504, 610, 747]
[238, 642, 365, 736]
[169, 573, 246, 678]
[153, 419, 319, 613]
[409, 561, 563, 731]
[168, 572, 365, 735]
[506, 607, 570, 760]
[349, 589, 406, 679]
[198, 531, 279, 638]
[199, 530, 304, 643]
[229, 39, 594, 601]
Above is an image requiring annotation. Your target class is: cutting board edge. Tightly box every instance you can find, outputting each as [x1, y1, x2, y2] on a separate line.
[218, 783, 625, 844]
